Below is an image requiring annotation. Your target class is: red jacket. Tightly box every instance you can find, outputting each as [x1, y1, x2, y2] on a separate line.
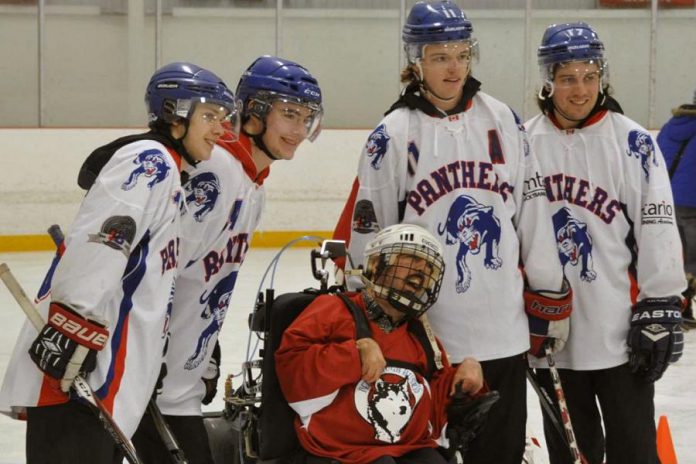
[275, 292, 458, 463]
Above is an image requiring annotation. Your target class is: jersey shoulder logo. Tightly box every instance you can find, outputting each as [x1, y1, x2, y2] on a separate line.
[365, 124, 391, 170]
[626, 130, 657, 182]
[553, 207, 597, 282]
[184, 172, 221, 222]
[353, 199, 380, 234]
[355, 367, 424, 444]
[87, 215, 137, 256]
[437, 195, 502, 293]
[122, 149, 171, 191]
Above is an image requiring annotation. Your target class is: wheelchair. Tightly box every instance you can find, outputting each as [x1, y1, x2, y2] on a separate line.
[201, 239, 502, 464]
[203, 239, 347, 464]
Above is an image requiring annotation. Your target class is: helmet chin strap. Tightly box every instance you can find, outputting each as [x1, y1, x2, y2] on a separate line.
[168, 120, 200, 167]
[415, 62, 458, 103]
[243, 125, 281, 162]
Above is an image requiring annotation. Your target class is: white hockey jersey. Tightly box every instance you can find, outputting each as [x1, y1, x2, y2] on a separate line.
[0, 139, 183, 438]
[525, 110, 686, 370]
[157, 135, 266, 416]
[335, 91, 564, 363]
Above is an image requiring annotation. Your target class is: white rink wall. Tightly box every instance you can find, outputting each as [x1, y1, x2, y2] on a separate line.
[0, 128, 370, 236]
[0, 127, 663, 237]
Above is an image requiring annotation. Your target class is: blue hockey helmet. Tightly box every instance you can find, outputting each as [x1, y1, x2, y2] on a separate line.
[537, 22, 609, 95]
[145, 62, 240, 132]
[236, 56, 323, 141]
[402, 1, 478, 64]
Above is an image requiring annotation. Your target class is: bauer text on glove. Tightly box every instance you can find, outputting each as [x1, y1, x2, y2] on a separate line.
[29, 302, 109, 392]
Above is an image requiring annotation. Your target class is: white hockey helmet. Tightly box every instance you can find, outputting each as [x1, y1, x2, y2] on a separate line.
[362, 224, 445, 320]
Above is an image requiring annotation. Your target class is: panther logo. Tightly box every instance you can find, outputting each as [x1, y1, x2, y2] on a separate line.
[355, 367, 423, 444]
[122, 149, 171, 191]
[552, 207, 597, 282]
[184, 172, 221, 222]
[437, 195, 502, 293]
[626, 130, 657, 181]
[365, 124, 390, 170]
[185, 271, 238, 370]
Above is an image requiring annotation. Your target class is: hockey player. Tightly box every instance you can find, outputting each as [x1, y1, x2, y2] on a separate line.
[0, 62, 238, 463]
[333, 2, 570, 462]
[276, 224, 486, 464]
[131, 56, 323, 463]
[525, 22, 686, 463]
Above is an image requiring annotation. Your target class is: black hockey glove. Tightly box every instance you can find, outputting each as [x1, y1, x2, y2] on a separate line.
[628, 297, 683, 382]
[444, 387, 500, 459]
[202, 340, 221, 405]
[29, 302, 109, 392]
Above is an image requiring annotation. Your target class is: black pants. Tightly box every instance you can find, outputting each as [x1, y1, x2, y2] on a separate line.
[458, 353, 527, 464]
[676, 205, 696, 274]
[132, 411, 214, 464]
[535, 363, 658, 464]
[305, 447, 448, 464]
[26, 401, 124, 464]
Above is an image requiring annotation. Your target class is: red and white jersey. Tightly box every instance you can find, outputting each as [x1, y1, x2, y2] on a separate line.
[525, 110, 686, 370]
[157, 135, 267, 416]
[334, 91, 563, 362]
[0, 139, 183, 438]
[275, 293, 457, 464]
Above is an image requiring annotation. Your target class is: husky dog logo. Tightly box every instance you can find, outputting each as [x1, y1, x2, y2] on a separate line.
[122, 149, 171, 191]
[184, 172, 221, 222]
[626, 130, 657, 181]
[185, 272, 238, 370]
[355, 367, 423, 443]
[365, 124, 391, 170]
[552, 207, 597, 282]
[437, 195, 502, 293]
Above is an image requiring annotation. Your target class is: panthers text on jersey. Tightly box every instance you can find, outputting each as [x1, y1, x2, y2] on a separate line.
[525, 110, 686, 370]
[276, 292, 457, 464]
[334, 91, 564, 363]
[156, 134, 267, 416]
[0, 139, 184, 438]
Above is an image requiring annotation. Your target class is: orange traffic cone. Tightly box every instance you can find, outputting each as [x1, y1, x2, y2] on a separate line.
[657, 415, 677, 464]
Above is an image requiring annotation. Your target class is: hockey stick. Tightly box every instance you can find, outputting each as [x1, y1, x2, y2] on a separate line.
[46, 225, 188, 464]
[0, 262, 142, 464]
[544, 346, 588, 464]
[526, 367, 568, 446]
[147, 399, 189, 464]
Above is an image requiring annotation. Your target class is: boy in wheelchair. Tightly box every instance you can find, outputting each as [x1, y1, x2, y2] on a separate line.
[212, 225, 498, 464]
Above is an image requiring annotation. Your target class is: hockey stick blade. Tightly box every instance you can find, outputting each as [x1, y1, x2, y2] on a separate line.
[0, 262, 143, 464]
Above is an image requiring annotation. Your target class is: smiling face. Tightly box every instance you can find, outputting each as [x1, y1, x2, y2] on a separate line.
[550, 61, 601, 129]
[174, 102, 229, 162]
[420, 41, 472, 111]
[259, 100, 315, 160]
